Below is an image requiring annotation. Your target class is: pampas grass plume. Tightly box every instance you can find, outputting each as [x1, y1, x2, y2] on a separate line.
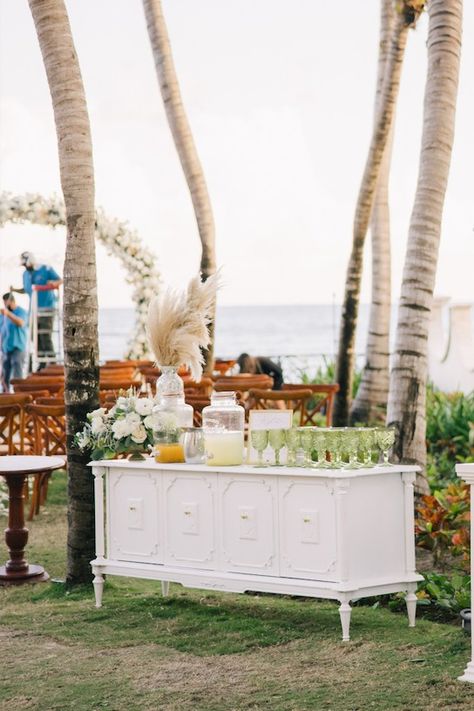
[147, 272, 221, 380]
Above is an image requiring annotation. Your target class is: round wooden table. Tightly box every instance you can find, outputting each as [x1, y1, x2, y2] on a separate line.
[0, 455, 65, 585]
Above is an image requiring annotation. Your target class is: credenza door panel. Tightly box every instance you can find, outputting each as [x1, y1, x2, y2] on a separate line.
[278, 479, 338, 581]
[163, 473, 217, 570]
[219, 475, 278, 575]
[108, 469, 162, 564]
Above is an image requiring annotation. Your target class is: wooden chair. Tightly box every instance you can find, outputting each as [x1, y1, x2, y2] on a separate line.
[12, 378, 64, 395]
[0, 393, 33, 455]
[0, 404, 22, 455]
[282, 383, 340, 426]
[214, 375, 274, 395]
[183, 376, 214, 397]
[213, 359, 236, 376]
[24, 403, 66, 519]
[98, 379, 142, 391]
[184, 396, 211, 427]
[247, 388, 313, 426]
[36, 396, 65, 406]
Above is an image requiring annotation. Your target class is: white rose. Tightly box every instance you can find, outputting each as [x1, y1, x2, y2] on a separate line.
[116, 396, 130, 410]
[135, 398, 153, 416]
[112, 419, 132, 439]
[130, 425, 147, 444]
[143, 415, 156, 430]
[90, 407, 107, 419]
[125, 412, 141, 428]
[91, 417, 107, 435]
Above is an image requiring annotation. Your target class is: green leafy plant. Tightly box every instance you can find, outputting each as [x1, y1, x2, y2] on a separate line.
[298, 357, 362, 399]
[415, 482, 470, 570]
[415, 572, 471, 617]
[426, 386, 474, 488]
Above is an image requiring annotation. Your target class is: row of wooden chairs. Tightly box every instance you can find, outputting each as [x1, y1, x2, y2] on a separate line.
[0, 392, 66, 519]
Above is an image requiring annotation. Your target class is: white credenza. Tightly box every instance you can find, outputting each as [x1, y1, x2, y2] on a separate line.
[90, 460, 422, 641]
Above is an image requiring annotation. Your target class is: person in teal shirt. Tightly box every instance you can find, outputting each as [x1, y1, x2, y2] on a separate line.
[11, 251, 62, 364]
[1, 293, 28, 390]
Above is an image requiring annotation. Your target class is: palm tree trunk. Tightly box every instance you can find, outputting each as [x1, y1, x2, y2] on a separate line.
[28, 0, 99, 584]
[333, 4, 421, 426]
[351, 0, 395, 424]
[387, 0, 462, 493]
[142, 0, 217, 373]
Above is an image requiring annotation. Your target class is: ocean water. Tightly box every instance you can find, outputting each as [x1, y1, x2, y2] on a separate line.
[99, 304, 375, 380]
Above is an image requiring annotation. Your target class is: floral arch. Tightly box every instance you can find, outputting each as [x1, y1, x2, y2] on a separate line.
[0, 192, 161, 359]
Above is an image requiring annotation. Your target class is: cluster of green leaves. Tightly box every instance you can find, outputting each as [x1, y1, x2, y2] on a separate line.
[426, 386, 474, 488]
[415, 572, 471, 618]
[415, 482, 470, 570]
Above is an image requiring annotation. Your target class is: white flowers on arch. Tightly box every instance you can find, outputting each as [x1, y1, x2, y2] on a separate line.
[0, 192, 161, 359]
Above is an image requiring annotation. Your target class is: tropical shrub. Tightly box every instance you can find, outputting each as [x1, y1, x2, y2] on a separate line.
[415, 482, 470, 570]
[426, 387, 474, 488]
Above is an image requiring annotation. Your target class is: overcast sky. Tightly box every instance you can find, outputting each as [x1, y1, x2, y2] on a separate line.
[0, 0, 473, 308]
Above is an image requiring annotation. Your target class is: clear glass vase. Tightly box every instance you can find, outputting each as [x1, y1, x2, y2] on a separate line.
[155, 366, 184, 402]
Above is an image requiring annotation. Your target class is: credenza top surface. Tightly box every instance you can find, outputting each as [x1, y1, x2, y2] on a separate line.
[89, 459, 419, 480]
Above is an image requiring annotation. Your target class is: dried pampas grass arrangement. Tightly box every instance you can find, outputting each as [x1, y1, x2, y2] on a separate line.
[147, 272, 221, 380]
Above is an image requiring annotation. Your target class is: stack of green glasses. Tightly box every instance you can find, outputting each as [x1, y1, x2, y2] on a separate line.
[249, 426, 396, 468]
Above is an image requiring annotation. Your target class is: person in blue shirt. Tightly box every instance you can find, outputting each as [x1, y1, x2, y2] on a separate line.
[1, 293, 28, 390]
[12, 251, 62, 364]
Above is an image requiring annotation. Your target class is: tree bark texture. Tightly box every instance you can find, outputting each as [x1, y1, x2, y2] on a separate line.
[29, 0, 99, 584]
[334, 10, 410, 425]
[351, 0, 395, 424]
[387, 0, 462, 492]
[143, 0, 217, 372]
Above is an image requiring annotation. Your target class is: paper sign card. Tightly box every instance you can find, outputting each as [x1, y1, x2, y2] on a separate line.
[247, 409, 294, 464]
[248, 409, 293, 431]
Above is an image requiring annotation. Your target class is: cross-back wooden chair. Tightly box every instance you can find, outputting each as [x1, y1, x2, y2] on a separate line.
[0, 393, 33, 454]
[24, 403, 66, 519]
[214, 375, 274, 397]
[281, 383, 340, 426]
[12, 378, 64, 395]
[213, 359, 237, 376]
[183, 376, 214, 397]
[184, 396, 211, 427]
[0, 403, 22, 455]
[247, 388, 313, 426]
[99, 378, 142, 392]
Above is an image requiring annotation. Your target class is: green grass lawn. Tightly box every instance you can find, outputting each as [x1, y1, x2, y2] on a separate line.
[1, 473, 474, 710]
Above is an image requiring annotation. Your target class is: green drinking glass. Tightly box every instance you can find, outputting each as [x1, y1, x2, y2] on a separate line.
[268, 428, 286, 466]
[311, 429, 329, 468]
[342, 428, 361, 469]
[285, 428, 300, 467]
[358, 428, 375, 468]
[298, 427, 314, 467]
[251, 429, 269, 468]
[326, 428, 344, 469]
[375, 427, 396, 465]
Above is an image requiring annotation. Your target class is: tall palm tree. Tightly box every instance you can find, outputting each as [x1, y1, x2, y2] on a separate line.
[29, 0, 99, 584]
[334, 1, 424, 426]
[351, 0, 395, 424]
[142, 0, 217, 372]
[388, 0, 463, 492]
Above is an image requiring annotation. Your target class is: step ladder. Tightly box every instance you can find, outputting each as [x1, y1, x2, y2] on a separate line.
[27, 284, 63, 373]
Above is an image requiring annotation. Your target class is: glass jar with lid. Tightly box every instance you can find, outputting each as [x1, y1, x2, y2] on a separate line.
[202, 391, 245, 466]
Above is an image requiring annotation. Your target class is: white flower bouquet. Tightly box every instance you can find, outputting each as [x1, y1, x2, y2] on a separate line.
[75, 392, 184, 460]
[75, 393, 158, 461]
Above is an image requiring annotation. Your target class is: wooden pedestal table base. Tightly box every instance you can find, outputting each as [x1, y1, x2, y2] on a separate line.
[0, 456, 65, 585]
